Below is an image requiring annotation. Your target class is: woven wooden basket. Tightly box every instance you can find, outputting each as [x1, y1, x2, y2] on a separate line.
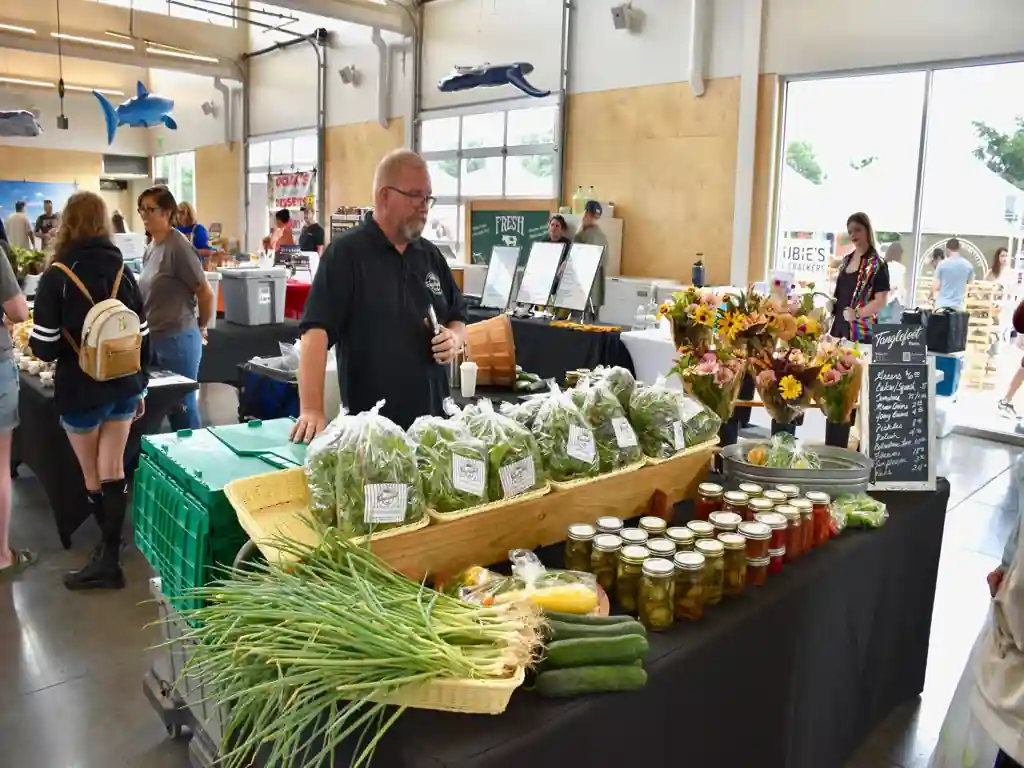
[352, 666, 525, 714]
[550, 459, 647, 491]
[465, 314, 517, 386]
[428, 484, 551, 524]
[643, 436, 721, 465]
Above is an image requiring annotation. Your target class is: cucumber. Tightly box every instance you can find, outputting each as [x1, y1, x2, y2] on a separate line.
[547, 618, 647, 642]
[543, 611, 635, 626]
[545, 635, 649, 669]
[536, 665, 648, 698]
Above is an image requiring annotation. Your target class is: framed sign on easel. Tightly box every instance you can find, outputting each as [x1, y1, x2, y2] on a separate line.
[553, 243, 603, 315]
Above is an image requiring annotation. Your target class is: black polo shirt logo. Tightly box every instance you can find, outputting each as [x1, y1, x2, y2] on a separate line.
[425, 272, 443, 296]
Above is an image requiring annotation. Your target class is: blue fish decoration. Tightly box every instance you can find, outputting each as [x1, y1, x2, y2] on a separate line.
[93, 81, 177, 145]
[438, 62, 551, 98]
[0, 110, 42, 137]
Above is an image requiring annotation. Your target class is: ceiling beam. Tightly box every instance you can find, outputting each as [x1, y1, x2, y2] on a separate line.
[260, 0, 414, 36]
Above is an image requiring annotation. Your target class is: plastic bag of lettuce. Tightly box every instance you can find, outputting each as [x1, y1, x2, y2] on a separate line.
[460, 399, 546, 500]
[303, 410, 348, 526]
[499, 393, 547, 429]
[408, 415, 489, 513]
[581, 378, 643, 472]
[530, 383, 601, 482]
[629, 377, 722, 459]
[595, 365, 636, 410]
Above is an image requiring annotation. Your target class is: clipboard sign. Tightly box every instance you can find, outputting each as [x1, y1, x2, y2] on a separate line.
[553, 243, 603, 312]
[516, 241, 564, 306]
[480, 246, 520, 309]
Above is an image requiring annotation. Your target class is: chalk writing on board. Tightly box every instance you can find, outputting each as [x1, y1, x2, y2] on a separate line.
[869, 365, 929, 482]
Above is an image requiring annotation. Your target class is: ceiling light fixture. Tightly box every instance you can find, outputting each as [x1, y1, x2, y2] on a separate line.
[0, 76, 55, 89]
[0, 76, 123, 96]
[0, 23, 38, 35]
[145, 46, 218, 63]
[65, 84, 125, 96]
[51, 32, 135, 50]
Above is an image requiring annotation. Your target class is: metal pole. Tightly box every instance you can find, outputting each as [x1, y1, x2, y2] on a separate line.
[907, 69, 934, 306]
[316, 33, 326, 226]
[556, 0, 573, 205]
[241, 57, 251, 253]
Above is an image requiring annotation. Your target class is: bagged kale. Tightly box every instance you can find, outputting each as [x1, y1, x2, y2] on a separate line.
[408, 415, 489, 513]
[303, 410, 348, 525]
[581, 379, 643, 472]
[531, 384, 601, 482]
[461, 399, 546, 500]
[629, 377, 720, 459]
[597, 366, 636, 410]
[499, 394, 546, 429]
[677, 392, 722, 447]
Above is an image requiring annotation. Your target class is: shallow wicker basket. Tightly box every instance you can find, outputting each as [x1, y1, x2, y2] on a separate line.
[643, 436, 721, 465]
[224, 467, 430, 564]
[550, 459, 646, 491]
[428, 484, 551, 523]
[352, 666, 526, 714]
[465, 314, 516, 386]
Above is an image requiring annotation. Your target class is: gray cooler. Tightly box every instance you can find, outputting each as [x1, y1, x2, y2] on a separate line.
[219, 267, 288, 326]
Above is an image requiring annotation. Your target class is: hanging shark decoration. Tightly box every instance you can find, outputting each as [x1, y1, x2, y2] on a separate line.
[94, 81, 177, 146]
[438, 62, 551, 98]
[0, 110, 42, 138]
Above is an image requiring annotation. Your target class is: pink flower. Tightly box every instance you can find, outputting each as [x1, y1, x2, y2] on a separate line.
[729, 359, 746, 375]
[715, 366, 736, 386]
[834, 359, 849, 374]
[821, 369, 842, 386]
[700, 352, 717, 365]
[756, 369, 777, 388]
[788, 298, 801, 314]
[841, 353, 857, 369]
[695, 360, 719, 376]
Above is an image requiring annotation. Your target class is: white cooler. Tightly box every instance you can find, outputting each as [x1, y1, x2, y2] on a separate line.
[204, 271, 222, 329]
[219, 267, 288, 326]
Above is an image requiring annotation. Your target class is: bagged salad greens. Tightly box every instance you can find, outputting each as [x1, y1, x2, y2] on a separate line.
[499, 393, 547, 429]
[331, 401, 426, 536]
[303, 410, 348, 526]
[581, 378, 643, 472]
[531, 383, 601, 482]
[460, 399, 546, 500]
[745, 433, 821, 469]
[628, 377, 721, 459]
[596, 365, 636, 410]
[833, 493, 888, 528]
[407, 415, 490, 513]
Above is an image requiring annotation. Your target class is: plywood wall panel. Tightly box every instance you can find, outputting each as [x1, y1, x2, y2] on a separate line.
[196, 142, 244, 245]
[324, 118, 405, 214]
[0, 147, 101, 193]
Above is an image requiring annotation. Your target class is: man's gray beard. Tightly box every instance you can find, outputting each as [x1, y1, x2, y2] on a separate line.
[400, 219, 425, 241]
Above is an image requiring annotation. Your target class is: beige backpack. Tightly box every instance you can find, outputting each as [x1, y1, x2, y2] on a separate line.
[52, 262, 143, 381]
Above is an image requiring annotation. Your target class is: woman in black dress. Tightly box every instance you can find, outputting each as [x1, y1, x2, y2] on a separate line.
[830, 212, 891, 344]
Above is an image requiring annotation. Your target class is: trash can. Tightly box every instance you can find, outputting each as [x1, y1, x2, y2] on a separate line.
[204, 270, 222, 329]
[219, 267, 288, 326]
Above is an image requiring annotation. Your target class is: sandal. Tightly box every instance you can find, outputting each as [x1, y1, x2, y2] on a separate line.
[0, 548, 38, 579]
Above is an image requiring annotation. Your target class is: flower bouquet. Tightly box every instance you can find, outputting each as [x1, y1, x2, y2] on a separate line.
[670, 344, 746, 422]
[752, 349, 822, 425]
[658, 287, 720, 349]
[718, 291, 774, 359]
[813, 338, 863, 436]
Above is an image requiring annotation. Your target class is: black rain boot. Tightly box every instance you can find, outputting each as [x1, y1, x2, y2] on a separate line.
[64, 479, 127, 591]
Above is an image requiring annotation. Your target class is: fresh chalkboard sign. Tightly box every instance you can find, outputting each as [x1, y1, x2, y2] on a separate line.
[468, 207, 551, 267]
[871, 324, 927, 365]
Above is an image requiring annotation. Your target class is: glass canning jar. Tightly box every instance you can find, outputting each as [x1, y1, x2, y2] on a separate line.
[620, 528, 649, 547]
[718, 532, 747, 596]
[666, 526, 696, 552]
[746, 556, 770, 586]
[687, 520, 715, 541]
[695, 482, 725, 521]
[769, 547, 785, 574]
[565, 523, 596, 572]
[778, 504, 802, 562]
[709, 510, 742, 537]
[754, 511, 788, 553]
[591, 534, 622, 592]
[639, 516, 668, 538]
[615, 544, 649, 614]
[738, 482, 763, 499]
[646, 538, 676, 560]
[673, 551, 707, 620]
[791, 498, 813, 552]
[775, 483, 800, 500]
[807, 491, 832, 547]
[595, 516, 624, 536]
[695, 539, 725, 605]
[738, 520, 771, 559]
[746, 497, 775, 523]
[762, 489, 788, 508]
[638, 558, 676, 631]
[723, 491, 750, 517]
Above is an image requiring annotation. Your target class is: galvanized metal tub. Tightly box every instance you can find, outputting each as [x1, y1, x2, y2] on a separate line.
[721, 443, 873, 498]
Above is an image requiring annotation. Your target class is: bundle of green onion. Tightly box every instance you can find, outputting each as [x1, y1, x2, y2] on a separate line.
[170, 532, 543, 768]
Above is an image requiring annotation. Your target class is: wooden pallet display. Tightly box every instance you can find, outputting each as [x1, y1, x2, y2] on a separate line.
[964, 281, 1001, 390]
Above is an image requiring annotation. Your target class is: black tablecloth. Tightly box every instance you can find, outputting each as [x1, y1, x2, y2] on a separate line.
[466, 308, 635, 382]
[198, 321, 300, 384]
[12, 371, 199, 548]
[367, 481, 950, 768]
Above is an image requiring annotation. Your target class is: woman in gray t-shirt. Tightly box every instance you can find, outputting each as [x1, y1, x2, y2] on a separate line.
[136, 187, 216, 429]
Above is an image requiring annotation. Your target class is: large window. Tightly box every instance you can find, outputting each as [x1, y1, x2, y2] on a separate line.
[246, 131, 319, 253]
[418, 104, 559, 252]
[92, 0, 234, 26]
[153, 151, 195, 206]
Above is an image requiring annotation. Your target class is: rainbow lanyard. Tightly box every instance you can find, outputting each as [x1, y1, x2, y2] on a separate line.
[847, 251, 880, 342]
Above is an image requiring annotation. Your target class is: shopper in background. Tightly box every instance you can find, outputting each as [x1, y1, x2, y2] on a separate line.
[987, 247, 1010, 282]
[547, 214, 572, 246]
[932, 237, 974, 310]
[298, 205, 325, 255]
[111, 210, 127, 234]
[28, 191, 149, 590]
[5, 201, 35, 250]
[175, 202, 212, 262]
[263, 209, 295, 254]
[572, 201, 608, 314]
[33, 199, 60, 249]
[829, 212, 890, 343]
[137, 186, 215, 430]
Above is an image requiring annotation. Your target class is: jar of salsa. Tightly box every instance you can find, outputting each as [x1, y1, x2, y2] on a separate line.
[620, 528, 649, 547]
[695, 539, 725, 605]
[709, 510, 742, 536]
[666, 526, 695, 551]
[687, 520, 715, 541]
[723, 491, 750, 518]
[646, 538, 676, 560]
[747, 497, 775, 523]
[738, 520, 771, 560]
[673, 551, 707, 620]
[596, 516, 624, 536]
[768, 547, 785, 574]
[615, 544, 649, 613]
[695, 482, 725, 521]
[791, 498, 813, 552]
[754, 511, 788, 553]
[591, 534, 622, 592]
[762, 489, 787, 508]
[738, 482, 763, 499]
[639, 516, 668, 538]
[807, 491, 832, 547]
[746, 556, 770, 587]
[777, 505, 802, 562]
[565, 523, 596, 572]
[718, 532, 747, 596]
[638, 558, 676, 631]
[775, 483, 800, 500]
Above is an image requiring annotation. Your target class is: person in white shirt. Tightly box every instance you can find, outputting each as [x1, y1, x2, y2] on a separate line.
[885, 241, 907, 303]
[4, 201, 35, 250]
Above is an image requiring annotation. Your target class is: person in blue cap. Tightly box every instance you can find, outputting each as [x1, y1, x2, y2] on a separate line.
[572, 200, 608, 317]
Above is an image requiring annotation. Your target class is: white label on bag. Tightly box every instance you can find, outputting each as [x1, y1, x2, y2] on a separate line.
[499, 456, 536, 498]
[363, 483, 408, 524]
[680, 398, 704, 423]
[566, 424, 597, 463]
[673, 421, 686, 450]
[451, 454, 486, 497]
[612, 416, 638, 448]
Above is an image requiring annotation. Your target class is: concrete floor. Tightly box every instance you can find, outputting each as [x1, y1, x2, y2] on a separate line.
[0, 383, 1018, 768]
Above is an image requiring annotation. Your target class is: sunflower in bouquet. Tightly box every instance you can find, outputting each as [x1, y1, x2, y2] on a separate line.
[670, 343, 746, 422]
[718, 291, 773, 358]
[658, 286, 721, 349]
[812, 338, 863, 425]
[752, 348, 822, 425]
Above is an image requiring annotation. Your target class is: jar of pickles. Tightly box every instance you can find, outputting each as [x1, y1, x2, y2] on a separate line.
[687, 520, 715, 541]
[807, 491, 832, 547]
[694, 539, 725, 605]
[709, 510, 742, 536]
[639, 516, 668, 538]
[791, 498, 813, 552]
[747, 497, 775, 523]
[762, 489, 787, 508]
[673, 551, 707, 620]
[615, 545, 649, 613]
[723, 490, 750, 517]
[718, 532, 747, 596]
[596, 516, 624, 536]
[754, 511, 788, 553]
[646, 538, 676, 560]
[738, 520, 771, 560]
[778, 505, 802, 562]
[620, 528, 649, 547]
[746, 556, 770, 587]
[738, 482, 763, 499]
[638, 558, 676, 631]
[565, 523, 596, 572]
[666, 526, 695, 551]
[591, 534, 622, 591]
[775, 483, 800, 500]
[695, 482, 725, 521]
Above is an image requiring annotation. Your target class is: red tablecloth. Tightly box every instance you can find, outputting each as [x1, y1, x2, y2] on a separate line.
[284, 279, 312, 320]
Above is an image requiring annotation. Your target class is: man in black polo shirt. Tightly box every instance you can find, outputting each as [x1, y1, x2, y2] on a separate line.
[298, 205, 326, 255]
[290, 149, 466, 441]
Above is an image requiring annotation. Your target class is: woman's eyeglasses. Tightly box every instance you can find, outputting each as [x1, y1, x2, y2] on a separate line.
[138, 205, 161, 215]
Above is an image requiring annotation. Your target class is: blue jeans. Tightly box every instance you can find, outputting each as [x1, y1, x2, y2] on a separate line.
[151, 327, 203, 430]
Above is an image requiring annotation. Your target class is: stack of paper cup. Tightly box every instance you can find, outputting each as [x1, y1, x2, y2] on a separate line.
[460, 361, 478, 398]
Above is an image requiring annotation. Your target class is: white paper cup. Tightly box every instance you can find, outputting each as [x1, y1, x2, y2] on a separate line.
[460, 361, 478, 398]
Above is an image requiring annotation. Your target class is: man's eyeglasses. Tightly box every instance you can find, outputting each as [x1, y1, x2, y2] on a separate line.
[386, 187, 436, 209]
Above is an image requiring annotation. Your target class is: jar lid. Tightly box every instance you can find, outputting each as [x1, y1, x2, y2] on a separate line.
[775, 483, 800, 497]
[755, 512, 788, 530]
[698, 482, 724, 498]
[709, 511, 742, 528]
[806, 491, 831, 504]
[596, 516, 624, 532]
[620, 528, 650, 545]
[717, 532, 746, 550]
[674, 551, 706, 570]
[639, 516, 667, 533]
[620, 544, 650, 563]
[643, 557, 675, 577]
[646, 538, 676, 557]
[763, 490, 787, 504]
[738, 482, 763, 495]
[768, 547, 787, 557]
[790, 498, 812, 511]
[776, 504, 800, 521]
[666, 526, 695, 544]
[738, 521, 771, 540]
[746, 555, 771, 567]
[695, 539, 724, 557]
[568, 523, 596, 541]
[593, 533, 623, 552]
[686, 520, 715, 536]
[723, 490, 750, 505]
[749, 498, 775, 511]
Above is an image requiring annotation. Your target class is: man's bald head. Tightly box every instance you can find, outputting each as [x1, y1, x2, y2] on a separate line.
[373, 149, 428, 196]
[372, 149, 433, 246]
